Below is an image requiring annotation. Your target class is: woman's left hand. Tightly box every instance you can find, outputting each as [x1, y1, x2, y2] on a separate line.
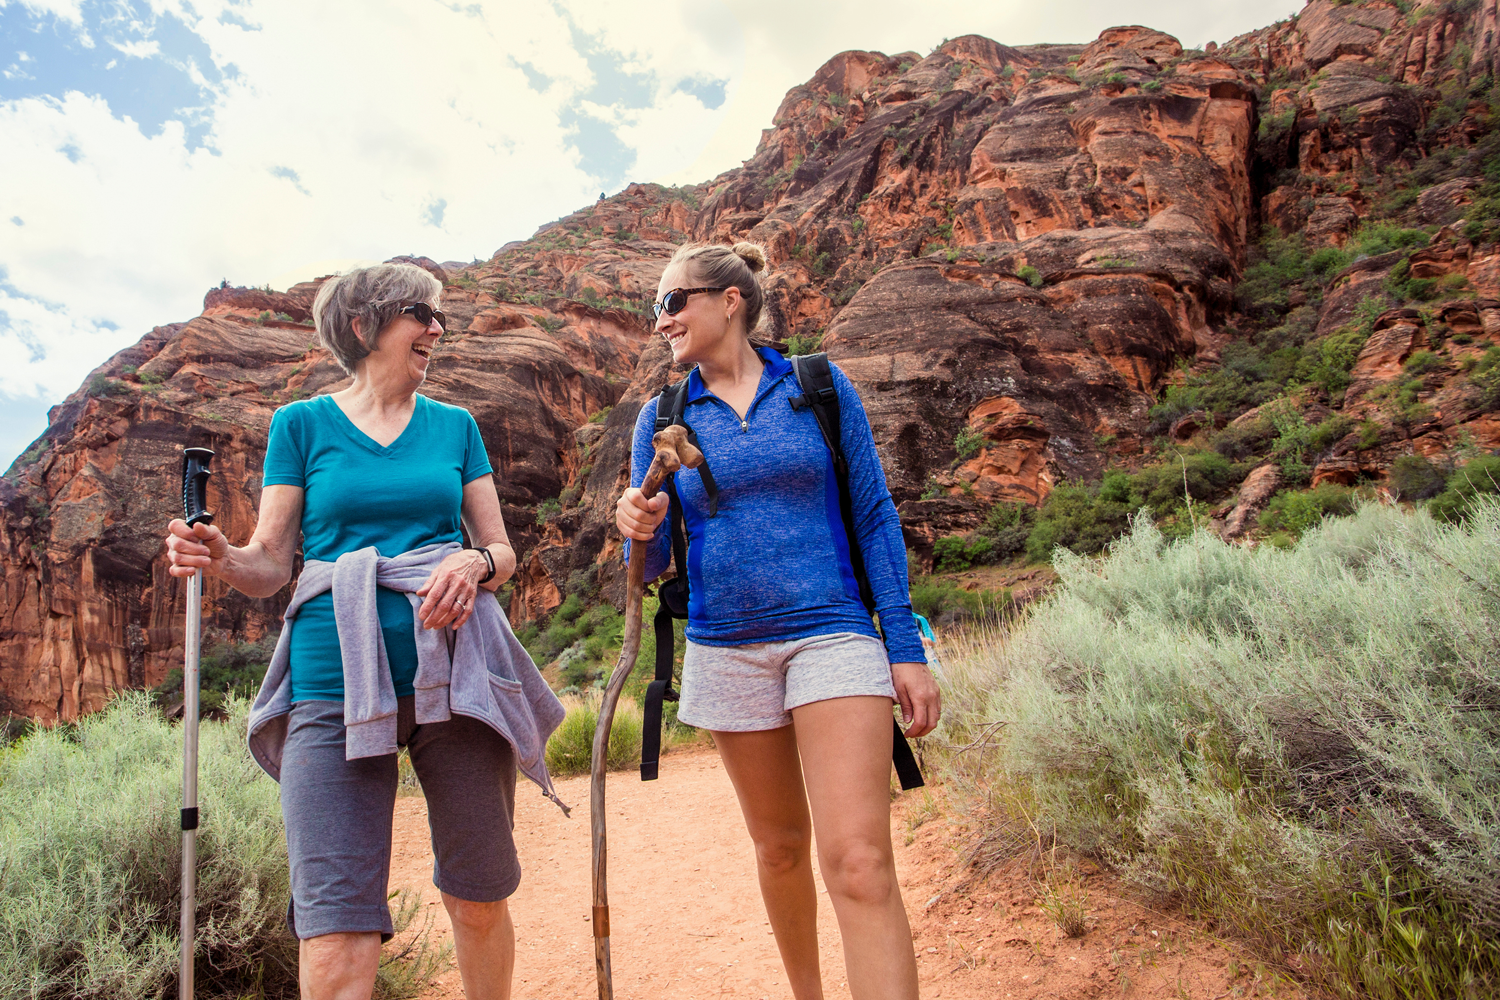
[416, 549, 488, 630]
[891, 661, 941, 738]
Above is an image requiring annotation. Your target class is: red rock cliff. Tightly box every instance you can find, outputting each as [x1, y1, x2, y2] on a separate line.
[4, 1, 1497, 719]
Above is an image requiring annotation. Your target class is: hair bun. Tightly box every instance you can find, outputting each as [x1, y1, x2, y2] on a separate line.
[732, 241, 768, 274]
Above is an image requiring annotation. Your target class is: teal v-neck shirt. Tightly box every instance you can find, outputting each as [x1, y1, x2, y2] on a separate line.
[263, 393, 493, 702]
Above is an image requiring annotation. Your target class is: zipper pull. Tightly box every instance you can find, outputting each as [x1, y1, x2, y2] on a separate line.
[741, 418, 748, 433]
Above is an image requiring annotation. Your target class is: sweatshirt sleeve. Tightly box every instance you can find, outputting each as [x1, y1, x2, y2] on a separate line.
[622, 396, 673, 583]
[830, 363, 926, 664]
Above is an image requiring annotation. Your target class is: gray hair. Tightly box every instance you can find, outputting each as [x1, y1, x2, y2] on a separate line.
[312, 263, 443, 374]
[669, 241, 768, 335]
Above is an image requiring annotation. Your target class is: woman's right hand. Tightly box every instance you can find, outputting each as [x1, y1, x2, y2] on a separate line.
[615, 487, 669, 541]
[166, 519, 229, 578]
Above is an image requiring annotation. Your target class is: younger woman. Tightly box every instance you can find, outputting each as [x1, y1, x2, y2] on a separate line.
[616, 242, 940, 1000]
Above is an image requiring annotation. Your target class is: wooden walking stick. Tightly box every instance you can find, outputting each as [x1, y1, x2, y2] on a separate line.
[591, 424, 703, 1000]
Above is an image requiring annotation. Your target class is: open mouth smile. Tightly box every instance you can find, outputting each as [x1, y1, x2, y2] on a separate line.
[412, 344, 433, 359]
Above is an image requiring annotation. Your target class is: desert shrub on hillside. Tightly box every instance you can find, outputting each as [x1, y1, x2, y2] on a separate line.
[0, 694, 444, 999]
[152, 633, 276, 713]
[1388, 453, 1449, 500]
[1429, 454, 1500, 523]
[1258, 483, 1362, 535]
[941, 505, 1500, 998]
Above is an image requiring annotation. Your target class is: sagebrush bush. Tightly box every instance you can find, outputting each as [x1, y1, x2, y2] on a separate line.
[940, 503, 1500, 999]
[545, 693, 645, 777]
[0, 694, 445, 999]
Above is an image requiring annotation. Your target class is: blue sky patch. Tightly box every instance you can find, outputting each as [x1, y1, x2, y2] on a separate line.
[676, 76, 727, 110]
[1, 1, 228, 148]
[424, 197, 448, 228]
[270, 165, 308, 195]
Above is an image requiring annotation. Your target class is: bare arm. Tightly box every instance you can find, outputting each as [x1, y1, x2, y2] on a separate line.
[415, 475, 518, 630]
[164, 484, 304, 599]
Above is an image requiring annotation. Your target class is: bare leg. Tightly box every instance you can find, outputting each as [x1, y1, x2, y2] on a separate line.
[443, 893, 514, 1000]
[712, 725, 825, 1000]
[299, 932, 381, 1000]
[794, 696, 919, 1000]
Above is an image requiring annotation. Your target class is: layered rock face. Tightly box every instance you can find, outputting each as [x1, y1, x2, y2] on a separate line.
[4, 0, 1497, 719]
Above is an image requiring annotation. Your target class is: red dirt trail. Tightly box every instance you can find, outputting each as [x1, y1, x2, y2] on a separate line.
[391, 747, 1299, 999]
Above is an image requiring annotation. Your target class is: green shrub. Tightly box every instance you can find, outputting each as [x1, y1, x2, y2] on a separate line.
[0, 695, 445, 999]
[953, 426, 984, 460]
[535, 496, 562, 525]
[1404, 350, 1444, 376]
[932, 534, 992, 573]
[909, 575, 1012, 626]
[1025, 483, 1131, 562]
[1258, 483, 1360, 534]
[1388, 454, 1449, 500]
[152, 634, 276, 714]
[785, 330, 825, 355]
[1016, 265, 1043, 287]
[944, 507, 1500, 999]
[977, 501, 1033, 561]
[544, 694, 644, 776]
[1429, 455, 1500, 523]
[1468, 346, 1500, 411]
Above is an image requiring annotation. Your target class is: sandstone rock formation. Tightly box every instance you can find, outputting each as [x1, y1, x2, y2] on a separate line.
[5, 0, 1500, 718]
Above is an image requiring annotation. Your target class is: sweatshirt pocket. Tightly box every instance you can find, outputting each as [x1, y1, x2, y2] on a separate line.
[487, 672, 541, 769]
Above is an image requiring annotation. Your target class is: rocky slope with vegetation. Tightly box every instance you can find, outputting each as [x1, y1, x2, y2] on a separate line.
[4, 0, 1500, 719]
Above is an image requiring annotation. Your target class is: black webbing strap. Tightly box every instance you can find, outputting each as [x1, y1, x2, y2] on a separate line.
[791, 353, 923, 790]
[892, 719, 924, 790]
[641, 597, 679, 781]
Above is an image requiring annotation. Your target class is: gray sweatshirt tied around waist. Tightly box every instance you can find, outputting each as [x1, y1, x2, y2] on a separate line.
[247, 542, 569, 813]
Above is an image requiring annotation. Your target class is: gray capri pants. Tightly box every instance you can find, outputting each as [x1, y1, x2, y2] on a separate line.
[279, 696, 519, 940]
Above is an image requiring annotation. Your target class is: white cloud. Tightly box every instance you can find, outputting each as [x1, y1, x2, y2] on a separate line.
[107, 37, 161, 59]
[1, 0, 1300, 470]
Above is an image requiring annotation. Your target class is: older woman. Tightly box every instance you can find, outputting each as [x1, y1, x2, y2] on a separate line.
[165, 262, 564, 1000]
[616, 242, 941, 1000]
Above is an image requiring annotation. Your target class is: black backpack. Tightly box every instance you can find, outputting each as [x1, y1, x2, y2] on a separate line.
[639, 352, 924, 790]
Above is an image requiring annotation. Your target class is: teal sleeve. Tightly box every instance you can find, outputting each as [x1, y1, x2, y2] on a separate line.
[462, 411, 493, 484]
[263, 406, 305, 488]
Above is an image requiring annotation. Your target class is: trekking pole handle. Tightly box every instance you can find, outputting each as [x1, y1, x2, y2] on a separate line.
[181, 447, 215, 527]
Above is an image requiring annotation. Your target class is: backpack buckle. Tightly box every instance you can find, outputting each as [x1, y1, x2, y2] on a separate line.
[788, 394, 811, 411]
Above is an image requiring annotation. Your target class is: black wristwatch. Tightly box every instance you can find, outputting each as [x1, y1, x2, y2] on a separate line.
[469, 546, 496, 584]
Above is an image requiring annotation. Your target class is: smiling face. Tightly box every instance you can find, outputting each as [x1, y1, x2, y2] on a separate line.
[358, 301, 443, 388]
[654, 262, 742, 366]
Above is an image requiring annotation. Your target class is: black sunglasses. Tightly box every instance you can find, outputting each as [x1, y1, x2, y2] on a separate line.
[652, 286, 728, 319]
[396, 302, 447, 331]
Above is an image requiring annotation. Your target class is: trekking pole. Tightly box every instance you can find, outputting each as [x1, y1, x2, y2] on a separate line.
[178, 447, 215, 1000]
[591, 425, 702, 1000]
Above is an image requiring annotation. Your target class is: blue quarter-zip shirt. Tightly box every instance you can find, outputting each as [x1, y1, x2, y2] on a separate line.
[627, 347, 926, 665]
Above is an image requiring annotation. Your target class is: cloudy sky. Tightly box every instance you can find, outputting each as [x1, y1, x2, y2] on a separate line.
[0, 0, 1299, 469]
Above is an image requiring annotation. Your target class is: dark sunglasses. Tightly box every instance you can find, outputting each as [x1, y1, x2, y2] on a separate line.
[396, 302, 447, 331]
[652, 286, 728, 319]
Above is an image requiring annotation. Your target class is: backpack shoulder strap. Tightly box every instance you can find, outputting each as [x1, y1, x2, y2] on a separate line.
[789, 354, 875, 612]
[790, 354, 924, 791]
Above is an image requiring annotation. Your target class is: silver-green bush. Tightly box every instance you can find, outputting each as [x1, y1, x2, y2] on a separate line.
[942, 501, 1500, 998]
[0, 694, 444, 999]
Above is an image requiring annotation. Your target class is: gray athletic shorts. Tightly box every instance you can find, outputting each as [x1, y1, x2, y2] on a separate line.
[279, 697, 519, 940]
[677, 632, 896, 732]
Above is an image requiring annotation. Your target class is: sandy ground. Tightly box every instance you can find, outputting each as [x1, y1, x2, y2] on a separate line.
[391, 746, 1300, 1000]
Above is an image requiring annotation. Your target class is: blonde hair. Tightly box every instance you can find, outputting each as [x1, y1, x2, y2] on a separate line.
[668, 241, 768, 334]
